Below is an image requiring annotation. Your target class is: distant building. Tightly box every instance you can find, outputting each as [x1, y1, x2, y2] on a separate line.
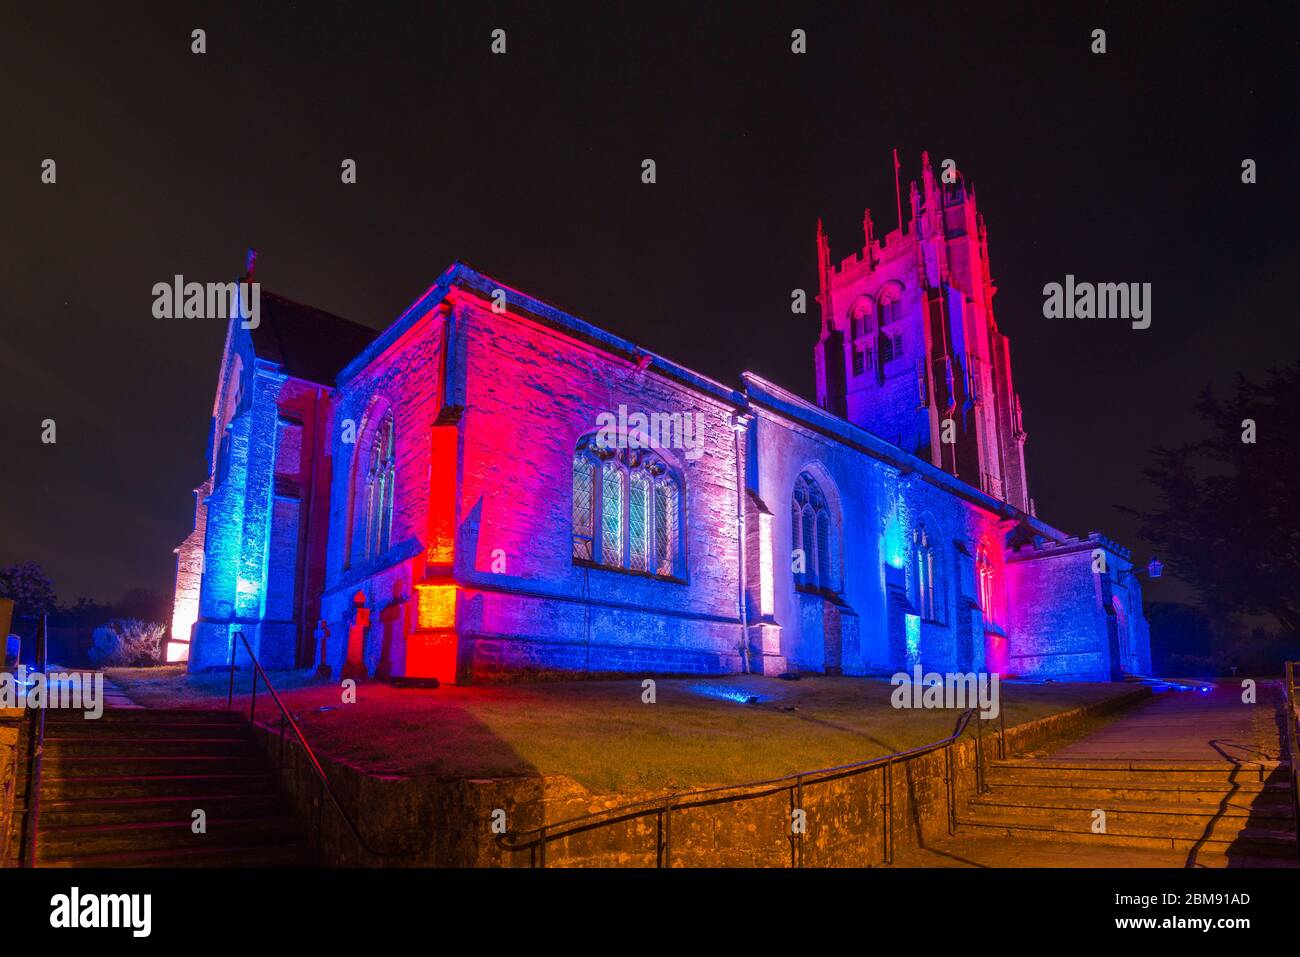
[170, 154, 1151, 683]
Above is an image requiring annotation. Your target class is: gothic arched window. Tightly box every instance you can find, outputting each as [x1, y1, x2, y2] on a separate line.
[793, 472, 836, 593]
[878, 285, 902, 326]
[573, 436, 682, 578]
[914, 525, 942, 622]
[350, 407, 396, 566]
[849, 298, 873, 341]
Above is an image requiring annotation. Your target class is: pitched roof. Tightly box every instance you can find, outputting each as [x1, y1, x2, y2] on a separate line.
[248, 291, 380, 385]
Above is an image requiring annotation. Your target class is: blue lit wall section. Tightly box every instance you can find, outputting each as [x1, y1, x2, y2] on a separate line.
[905, 613, 921, 667]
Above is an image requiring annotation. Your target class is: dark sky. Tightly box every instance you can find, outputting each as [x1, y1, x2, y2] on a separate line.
[1, 1, 1296, 606]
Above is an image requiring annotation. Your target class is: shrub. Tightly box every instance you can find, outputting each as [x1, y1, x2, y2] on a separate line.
[88, 619, 165, 667]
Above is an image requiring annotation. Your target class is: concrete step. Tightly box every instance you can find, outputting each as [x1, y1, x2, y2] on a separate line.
[45, 709, 240, 723]
[967, 794, 1295, 833]
[958, 811, 1298, 856]
[36, 814, 303, 859]
[38, 839, 314, 868]
[36, 792, 286, 827]
[35, 771, 281, 800]
[42, 736, 259, 757]
[983, 775, 1291, 806]
[988, 758, 1287, 785]
[39, 754, 269, 776]
[14, 707, 315, 868]
[44, 721, 257, 740]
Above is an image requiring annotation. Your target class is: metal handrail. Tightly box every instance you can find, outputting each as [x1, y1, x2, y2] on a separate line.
[498, 705, 988, 866]
[1285, 662, 1299, 857]
[226, 631, 416, 861]
[20, 614, 48, 868]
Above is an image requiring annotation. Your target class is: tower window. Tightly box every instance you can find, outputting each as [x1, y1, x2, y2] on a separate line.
[878, 286, 902, 326]
[849, 298, 872, 340]
[852, 349, 865, 376]
[881, 333, 904, 364]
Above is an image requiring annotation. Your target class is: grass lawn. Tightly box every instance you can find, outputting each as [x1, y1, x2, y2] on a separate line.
[106, 666, 1138, 794]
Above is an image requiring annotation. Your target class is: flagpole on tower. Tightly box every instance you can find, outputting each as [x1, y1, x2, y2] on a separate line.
[893, 148, 903, 235]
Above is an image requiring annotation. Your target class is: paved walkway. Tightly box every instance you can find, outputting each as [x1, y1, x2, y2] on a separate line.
[892, 832, 1297, 868]
[46, 665, 141, 710]
[1049, 681, 1283, 764]
[893, 681, 1294, 868]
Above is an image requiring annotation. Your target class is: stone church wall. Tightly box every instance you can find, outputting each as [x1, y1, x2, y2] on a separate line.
[180, 263, 1151, 686]
[1003, 536, 1150, 681]
[319, 308, 447, 677]
[453, 297, 745, 677]
[747, 383, 1014, 678]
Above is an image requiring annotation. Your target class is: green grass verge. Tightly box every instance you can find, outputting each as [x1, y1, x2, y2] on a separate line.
[106, 666, 1138, 793]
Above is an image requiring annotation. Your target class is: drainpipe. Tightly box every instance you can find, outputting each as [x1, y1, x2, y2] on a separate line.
[732, 412, 752, 673]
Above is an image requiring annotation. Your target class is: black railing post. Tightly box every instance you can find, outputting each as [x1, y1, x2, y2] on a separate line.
[788, 784, 797, 867]
[945, 744, 954, 836]
[794, 775, 804, 868]
[999, 698, 1007, 760]
[22, 613, 49, 868]
[227, 631, 239, 710]
[663, 801, 673, 868]
[538, 826, 547, 868]
[883, 758, 894, 865]
[655, 809, 665, 867]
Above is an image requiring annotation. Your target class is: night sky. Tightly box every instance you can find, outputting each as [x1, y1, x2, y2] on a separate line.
[1, 2, 1296, 606]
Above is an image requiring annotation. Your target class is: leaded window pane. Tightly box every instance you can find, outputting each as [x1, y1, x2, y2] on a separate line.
[629, 471, 650, 572]
[801, 506, 815, 588]
[572, 456, 594, 560]
[601, 463, 624, 567]
[654, 478, 677, 576]
[816, 510, 831, 589]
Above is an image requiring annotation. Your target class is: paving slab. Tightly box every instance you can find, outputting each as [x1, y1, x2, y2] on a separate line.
[892, 832, 1297, 868]
[1049, 682, 1283, 764]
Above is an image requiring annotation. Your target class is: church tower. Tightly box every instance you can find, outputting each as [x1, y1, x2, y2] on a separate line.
[814, 152, 1032, 513]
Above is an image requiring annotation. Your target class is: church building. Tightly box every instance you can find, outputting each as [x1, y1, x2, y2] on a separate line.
[170, 154, 1151, 684]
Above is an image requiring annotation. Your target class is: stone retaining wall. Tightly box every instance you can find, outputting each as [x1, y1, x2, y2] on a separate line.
[0, 710, 23, 867]
[253, 685, 1152, 867]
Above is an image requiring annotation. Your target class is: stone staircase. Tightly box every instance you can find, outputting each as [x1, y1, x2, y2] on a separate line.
[957, 757, 1299, 865]
[6, 708, 312, 867]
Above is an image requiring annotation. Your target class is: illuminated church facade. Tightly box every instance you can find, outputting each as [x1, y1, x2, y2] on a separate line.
[171, 154, 1151, 684]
